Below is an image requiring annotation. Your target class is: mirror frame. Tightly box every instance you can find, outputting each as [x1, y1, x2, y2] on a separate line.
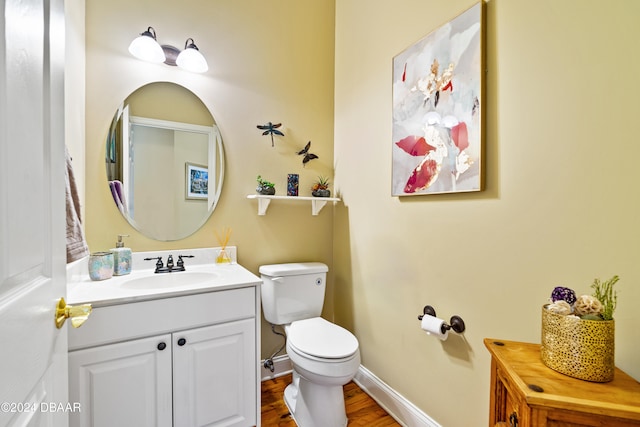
[105, 82, 224, 241]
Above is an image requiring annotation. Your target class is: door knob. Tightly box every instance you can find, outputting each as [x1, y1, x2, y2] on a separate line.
[55, 297, 92, 329]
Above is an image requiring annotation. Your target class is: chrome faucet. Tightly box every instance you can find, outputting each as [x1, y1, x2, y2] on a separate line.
[144, 256, 165, 273]
[144, 255, 194, 273]
[176, 255, 194, 271]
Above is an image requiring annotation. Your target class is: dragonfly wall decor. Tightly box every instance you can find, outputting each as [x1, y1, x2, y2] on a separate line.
[256, 122, 284, 147]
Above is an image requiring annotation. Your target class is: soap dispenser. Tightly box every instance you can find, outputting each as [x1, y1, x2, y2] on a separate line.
[111, 234, 132, 275]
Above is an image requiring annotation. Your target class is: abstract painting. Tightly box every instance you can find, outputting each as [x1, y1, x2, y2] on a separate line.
[392, 2, 484, 196]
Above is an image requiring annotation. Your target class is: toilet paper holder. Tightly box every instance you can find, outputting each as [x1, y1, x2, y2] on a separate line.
[417, 305, 466, 334]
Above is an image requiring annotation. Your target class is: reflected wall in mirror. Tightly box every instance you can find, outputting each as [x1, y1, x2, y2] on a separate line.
[105, 82, 224, 241]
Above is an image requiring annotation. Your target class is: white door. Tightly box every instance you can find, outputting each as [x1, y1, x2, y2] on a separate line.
[0, 0, 69, 426]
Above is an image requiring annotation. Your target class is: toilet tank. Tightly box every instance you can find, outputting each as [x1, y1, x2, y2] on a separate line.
[259, 262, 328, 325]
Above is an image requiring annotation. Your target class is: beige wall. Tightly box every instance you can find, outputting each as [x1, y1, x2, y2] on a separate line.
[84, 0, 336, 360]
[83, 0, 640, 425]
[335, 0, 640, 425]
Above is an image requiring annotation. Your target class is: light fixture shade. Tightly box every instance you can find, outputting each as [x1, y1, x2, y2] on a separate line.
[128, 27, 165, 63]
[176, 38, 208, 73]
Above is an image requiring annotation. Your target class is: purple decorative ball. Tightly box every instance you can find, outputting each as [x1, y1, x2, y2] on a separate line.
[550, 286, 576, 304]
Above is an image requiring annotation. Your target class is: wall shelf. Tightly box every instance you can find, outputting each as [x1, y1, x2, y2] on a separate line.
[247, 195, 340, 216]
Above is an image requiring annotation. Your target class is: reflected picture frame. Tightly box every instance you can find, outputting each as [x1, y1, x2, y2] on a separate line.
[186, 162, 208, 200]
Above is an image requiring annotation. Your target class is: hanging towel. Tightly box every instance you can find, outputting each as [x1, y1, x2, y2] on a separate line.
[65, 147, 89, 263]
[109, 180, 127, 214]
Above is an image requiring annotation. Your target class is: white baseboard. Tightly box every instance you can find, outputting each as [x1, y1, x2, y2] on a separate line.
[260, 355, 440, 427]
[353, 365, 441, 427]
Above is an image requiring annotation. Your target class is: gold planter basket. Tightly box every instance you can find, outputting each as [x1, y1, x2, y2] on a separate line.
[540, 305, 615, 382]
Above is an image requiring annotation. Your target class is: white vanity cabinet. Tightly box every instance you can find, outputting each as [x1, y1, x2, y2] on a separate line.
[68, 285, 260, 427]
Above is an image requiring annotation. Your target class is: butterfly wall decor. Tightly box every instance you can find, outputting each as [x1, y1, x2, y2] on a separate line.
[297, 141, 318, 166]
[256, 122, 284, 147]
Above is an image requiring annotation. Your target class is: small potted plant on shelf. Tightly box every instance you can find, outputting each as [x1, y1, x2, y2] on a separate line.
[311, 176, 331, 197]
[256, 175, 275, 195]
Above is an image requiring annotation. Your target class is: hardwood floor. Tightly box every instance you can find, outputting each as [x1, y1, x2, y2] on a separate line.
[261, 373, 401, 426]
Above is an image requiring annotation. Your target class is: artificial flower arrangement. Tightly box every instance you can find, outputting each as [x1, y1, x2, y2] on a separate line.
[541, 275, 620, 382]
[545, 275, 619, 320]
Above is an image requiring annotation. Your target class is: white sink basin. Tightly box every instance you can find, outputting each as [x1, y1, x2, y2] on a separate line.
[120, 271, 220, 290]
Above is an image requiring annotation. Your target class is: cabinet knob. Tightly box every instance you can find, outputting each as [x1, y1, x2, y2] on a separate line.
[177, 338, 187, 346]
[157, 342, 166, 351]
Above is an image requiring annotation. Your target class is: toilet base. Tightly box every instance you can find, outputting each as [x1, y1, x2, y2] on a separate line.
[283, 370, 348, 427]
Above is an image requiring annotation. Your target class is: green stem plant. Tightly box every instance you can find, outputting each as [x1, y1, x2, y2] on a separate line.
[591, 275, 619, 321]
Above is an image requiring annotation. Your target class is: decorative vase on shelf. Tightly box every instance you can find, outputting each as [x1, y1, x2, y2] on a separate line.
[256, 185, 275, 195]
[287, 174, 299, 196]
[312, 189, 331, 197]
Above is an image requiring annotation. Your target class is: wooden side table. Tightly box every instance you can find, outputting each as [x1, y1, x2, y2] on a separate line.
[484, 338, 640, 426]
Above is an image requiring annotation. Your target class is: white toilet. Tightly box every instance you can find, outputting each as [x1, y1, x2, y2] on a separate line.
[260, 262, 360, 427]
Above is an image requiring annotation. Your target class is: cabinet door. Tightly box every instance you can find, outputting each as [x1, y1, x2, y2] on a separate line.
[492, 367, 526, 427]
[173, 319, 256, 427]
[68, 334, 173, 427]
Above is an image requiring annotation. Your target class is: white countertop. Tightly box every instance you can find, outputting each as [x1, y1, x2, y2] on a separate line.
[67, 247, 261, 307]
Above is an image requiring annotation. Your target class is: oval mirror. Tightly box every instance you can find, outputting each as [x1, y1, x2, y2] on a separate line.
[105, 82, 224, 241]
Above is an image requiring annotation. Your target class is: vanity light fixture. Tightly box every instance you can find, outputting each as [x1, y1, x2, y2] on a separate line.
[128, 27, 165, 63]
[176, 38, 209, 73]
[129, 27, 209, 73]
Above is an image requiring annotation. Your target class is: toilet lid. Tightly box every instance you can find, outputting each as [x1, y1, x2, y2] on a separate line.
[288, 317, 359, 359]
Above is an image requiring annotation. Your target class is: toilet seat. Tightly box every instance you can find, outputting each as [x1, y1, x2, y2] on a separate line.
[287, 317, 359, 359]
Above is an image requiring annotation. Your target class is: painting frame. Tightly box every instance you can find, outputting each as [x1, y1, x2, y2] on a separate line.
[392, 2, 485, 196]
[185, 162, 209, 200]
